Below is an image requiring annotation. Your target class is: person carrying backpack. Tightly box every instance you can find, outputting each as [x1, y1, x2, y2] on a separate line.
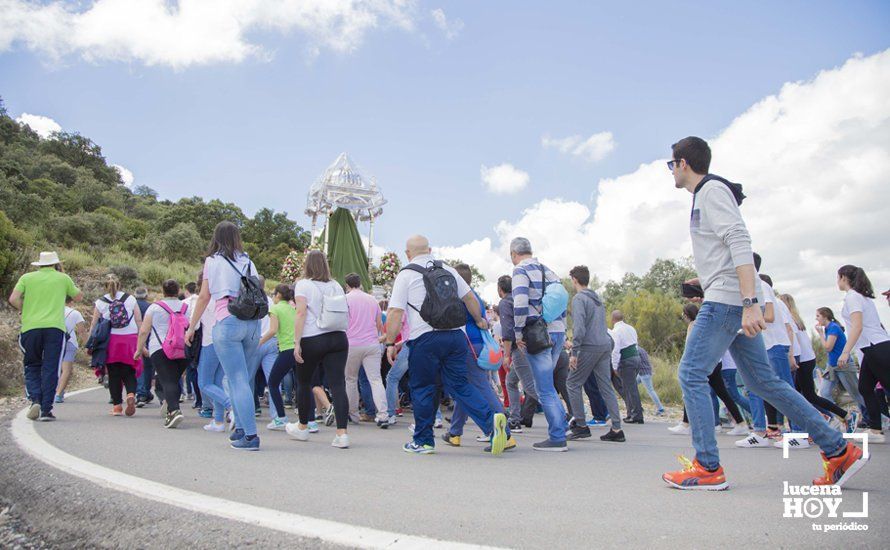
[134, 279, 190, 429]
[186, 221, 265, 451]
[383, 235, 508, 456]
[285, 251, 351, 449]
[89, 274, 142, 417]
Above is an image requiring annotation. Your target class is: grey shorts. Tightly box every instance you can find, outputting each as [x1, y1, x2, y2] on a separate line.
[62, 341, 77, 363]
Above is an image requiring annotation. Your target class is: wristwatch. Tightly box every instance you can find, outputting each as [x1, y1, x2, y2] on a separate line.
[742, 297, 759, 308]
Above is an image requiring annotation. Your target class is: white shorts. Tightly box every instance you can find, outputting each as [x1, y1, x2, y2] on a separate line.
[62, 341, 78, 363]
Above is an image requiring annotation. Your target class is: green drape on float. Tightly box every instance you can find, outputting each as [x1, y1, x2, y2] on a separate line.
[325, 207, 371, 291]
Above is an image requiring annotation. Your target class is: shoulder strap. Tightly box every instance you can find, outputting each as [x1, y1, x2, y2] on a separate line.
[400, 264, 427, 275]
[101, 296, 112, 304]
[155, 301, 174, 314]
[222, 255, 247, 277]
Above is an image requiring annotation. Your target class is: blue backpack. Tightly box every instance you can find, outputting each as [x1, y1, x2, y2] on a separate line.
[536, 265, 568, 323]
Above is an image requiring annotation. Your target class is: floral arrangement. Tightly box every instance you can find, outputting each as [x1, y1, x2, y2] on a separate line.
[280, 250, 304, 283]
[374, 251, 401, 285]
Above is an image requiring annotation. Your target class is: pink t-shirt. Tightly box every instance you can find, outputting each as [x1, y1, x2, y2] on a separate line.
[345, 290, 381, 347]
[203, 262, 232, 322]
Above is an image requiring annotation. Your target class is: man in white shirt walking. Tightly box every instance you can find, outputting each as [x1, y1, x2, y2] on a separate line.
[610, 310, 644, 424]
[384, 235, 507, 456]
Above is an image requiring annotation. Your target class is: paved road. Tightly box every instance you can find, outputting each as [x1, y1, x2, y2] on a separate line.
[14, 388, 890, 548]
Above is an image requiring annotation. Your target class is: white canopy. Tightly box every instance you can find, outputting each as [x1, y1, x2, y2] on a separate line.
[305, 153, 386, 222]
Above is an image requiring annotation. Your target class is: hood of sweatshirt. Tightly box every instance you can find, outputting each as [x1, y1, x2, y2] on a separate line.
[693, 174, 746, 205]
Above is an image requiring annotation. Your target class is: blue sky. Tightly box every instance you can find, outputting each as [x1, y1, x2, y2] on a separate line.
[2, 0, 889, 256]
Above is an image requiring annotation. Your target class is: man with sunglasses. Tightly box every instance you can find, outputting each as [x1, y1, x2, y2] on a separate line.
[661, 136, 867, 490]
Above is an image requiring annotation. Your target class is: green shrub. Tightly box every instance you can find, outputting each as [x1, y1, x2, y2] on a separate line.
[140, 262, 167, 286]
[158, 222, 204, 262]
[650, 354, 682, 406]
[0, 210, 31, 294]
[109, 265, 140, 287]
[57, 247, 96, 273]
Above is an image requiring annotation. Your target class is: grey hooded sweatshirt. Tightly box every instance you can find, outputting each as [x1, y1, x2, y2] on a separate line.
[570, 288, 611, 356]
[690, 175, 763, 307]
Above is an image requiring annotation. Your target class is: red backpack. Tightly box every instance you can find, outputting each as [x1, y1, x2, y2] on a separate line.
[151, 301, 189, 360]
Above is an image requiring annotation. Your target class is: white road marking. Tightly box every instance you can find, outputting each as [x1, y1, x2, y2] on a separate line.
[11, 387, 499, 550]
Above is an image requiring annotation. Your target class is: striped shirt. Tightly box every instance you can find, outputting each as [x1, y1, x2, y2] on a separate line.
[511, 257, 566, 339]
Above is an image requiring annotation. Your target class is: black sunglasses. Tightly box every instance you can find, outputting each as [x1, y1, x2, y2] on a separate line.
[667, 159, 683, 171]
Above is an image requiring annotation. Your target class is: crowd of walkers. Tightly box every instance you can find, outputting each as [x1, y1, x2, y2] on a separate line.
[9, 136, 887, 489]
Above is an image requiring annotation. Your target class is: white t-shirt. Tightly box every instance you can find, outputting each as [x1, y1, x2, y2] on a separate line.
[64, 306, 86, 348]
[610, 321, 639, 368]
[200, 301, 216, 347]
[95, 291, 139, 336]
[260, 296, 274, 335]
[721, 350, 737, 370]
[841, 290, 890, 353]
[389, 255, 472, 342]
[794, 328, 816, 362]
[761, 283, 791, 349]
[146, 299, 190, 357]
[294, 279, 346, 339]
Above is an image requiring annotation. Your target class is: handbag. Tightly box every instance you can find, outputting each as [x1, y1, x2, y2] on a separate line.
[522, 316, 553, 355]
[476, 331, 504, 371]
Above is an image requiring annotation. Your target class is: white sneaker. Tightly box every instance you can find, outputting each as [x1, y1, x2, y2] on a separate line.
[267, 417, 287, 431]
[203, 421, 226, 432]
[866, 429, 886, 444]
[726, 424, 749, 436]
[773, 437, 810, 449]
[226, 410, 235, 432]
[285, 422, 310, 441]
[408, 423, 415, 433]
[434, 418, 444, 429]
[308, 421, 319, 433]
[668, 423, 690, 435]
[475, 434, 489, 443]
[26, 403, 40, 421]
[735, 433, 772, 448]
[828, 416, 845, 432]
[332, 434, 350, 448]
[714, 425, 722, 434]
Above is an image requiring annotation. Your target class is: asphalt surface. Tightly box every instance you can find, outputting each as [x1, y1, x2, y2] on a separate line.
[8, 387, 890, 549]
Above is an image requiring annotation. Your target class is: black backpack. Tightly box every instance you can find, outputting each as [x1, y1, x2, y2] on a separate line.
[222, 256, 269, 321]
[402, 261, 466, 330]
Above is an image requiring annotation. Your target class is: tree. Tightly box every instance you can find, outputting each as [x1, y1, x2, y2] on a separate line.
[443, 258, 486, 287]
[158, 197, 247, 241]
[0, 210, 31, 294]
[133, 185, 158, 199]
[640, 257, 697, 298]
[158, 222, 205, 262]
[611, 289, 686, 354]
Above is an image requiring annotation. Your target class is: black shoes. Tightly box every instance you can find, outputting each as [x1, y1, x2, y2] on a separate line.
[566, 426, 591, 441]
[508, 420, 523, 433]
[600, 429, 626, 442]
[623, 417, 644, 424]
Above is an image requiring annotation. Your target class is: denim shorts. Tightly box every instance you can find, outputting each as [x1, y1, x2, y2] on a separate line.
[62, 341, 77, 363]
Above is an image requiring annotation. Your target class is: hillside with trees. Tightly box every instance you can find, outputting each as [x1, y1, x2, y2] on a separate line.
[0, 97, 311, 294]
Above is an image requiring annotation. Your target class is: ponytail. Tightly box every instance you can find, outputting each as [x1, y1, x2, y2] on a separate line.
[838, 265, 874, 299]
[104, 274, 121, 297]
[817, 306, 844, 333]
[779, 293, 805, 331]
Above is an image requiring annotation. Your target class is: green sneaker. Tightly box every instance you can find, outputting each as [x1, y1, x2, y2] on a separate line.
[490, 413, 507, 456]
[403, 442, 435, 455]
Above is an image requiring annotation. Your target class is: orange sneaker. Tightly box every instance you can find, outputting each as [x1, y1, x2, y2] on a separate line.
[662, 455, 728, 491]
[125, 393, 136, 416]
[111, 404, 123, 416]
[813, 442, 868, 488]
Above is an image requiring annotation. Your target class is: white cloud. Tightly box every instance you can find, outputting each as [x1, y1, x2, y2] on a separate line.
[450, 50, 890, 328]
[430, 8, 463, 40]
[0, 0, 418, 68]
[480, 163, 530, 194]
[15, 112, 61, 138]
[542, 131, 615, 163]
[112, 164, 134, 187]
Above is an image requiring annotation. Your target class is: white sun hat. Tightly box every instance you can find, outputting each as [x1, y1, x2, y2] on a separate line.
[31, 251, 62, 267]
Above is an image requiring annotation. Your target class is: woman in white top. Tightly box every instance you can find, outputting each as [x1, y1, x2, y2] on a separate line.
[55, 296, 86, 403]
[135, 279, 190, 429]
[186, 221, 262, 451]
[88, 274, 142, 417]
[836, 265, 890, 440]
[285, 251, 350, 448]
[779, 293, 851, 429]
[194, 269, 230, 432]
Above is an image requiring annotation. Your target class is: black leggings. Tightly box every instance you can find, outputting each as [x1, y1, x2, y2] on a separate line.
[268, 349, 297, 420]
[683, 363, 744, 424]
[107, 362, 137, 405]
[859, 341, 890, 430]
[152, 351, 188, 413]
[795, 359, 847, 418]
[296, 332, 348, 429]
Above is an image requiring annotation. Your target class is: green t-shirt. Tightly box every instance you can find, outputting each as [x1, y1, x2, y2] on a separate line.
[270, 301, 297, 352]
[14, 268, 80, 333]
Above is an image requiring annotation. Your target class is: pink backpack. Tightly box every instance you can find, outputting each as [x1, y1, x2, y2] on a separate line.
[151, 301, 189, 360]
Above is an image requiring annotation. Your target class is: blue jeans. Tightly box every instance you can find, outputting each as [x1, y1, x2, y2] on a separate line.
[198, 344, 230, 423]
[136, 354, 154, 399]
[19, 328, 64, 414]
[720, 368, 751, 415]
[679, 302, 845, 470]
[212, 316, 260, 436]
[386, 346, 410, 417]
[407, 331, 496, 447]
[525, 332, 567, 442]
[636, 373, 664, 412]
[748, 345, 799, 431]
[358, 367, 377, 416]
[450, 342, 509, 437]
[250, 337, 281, 420]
